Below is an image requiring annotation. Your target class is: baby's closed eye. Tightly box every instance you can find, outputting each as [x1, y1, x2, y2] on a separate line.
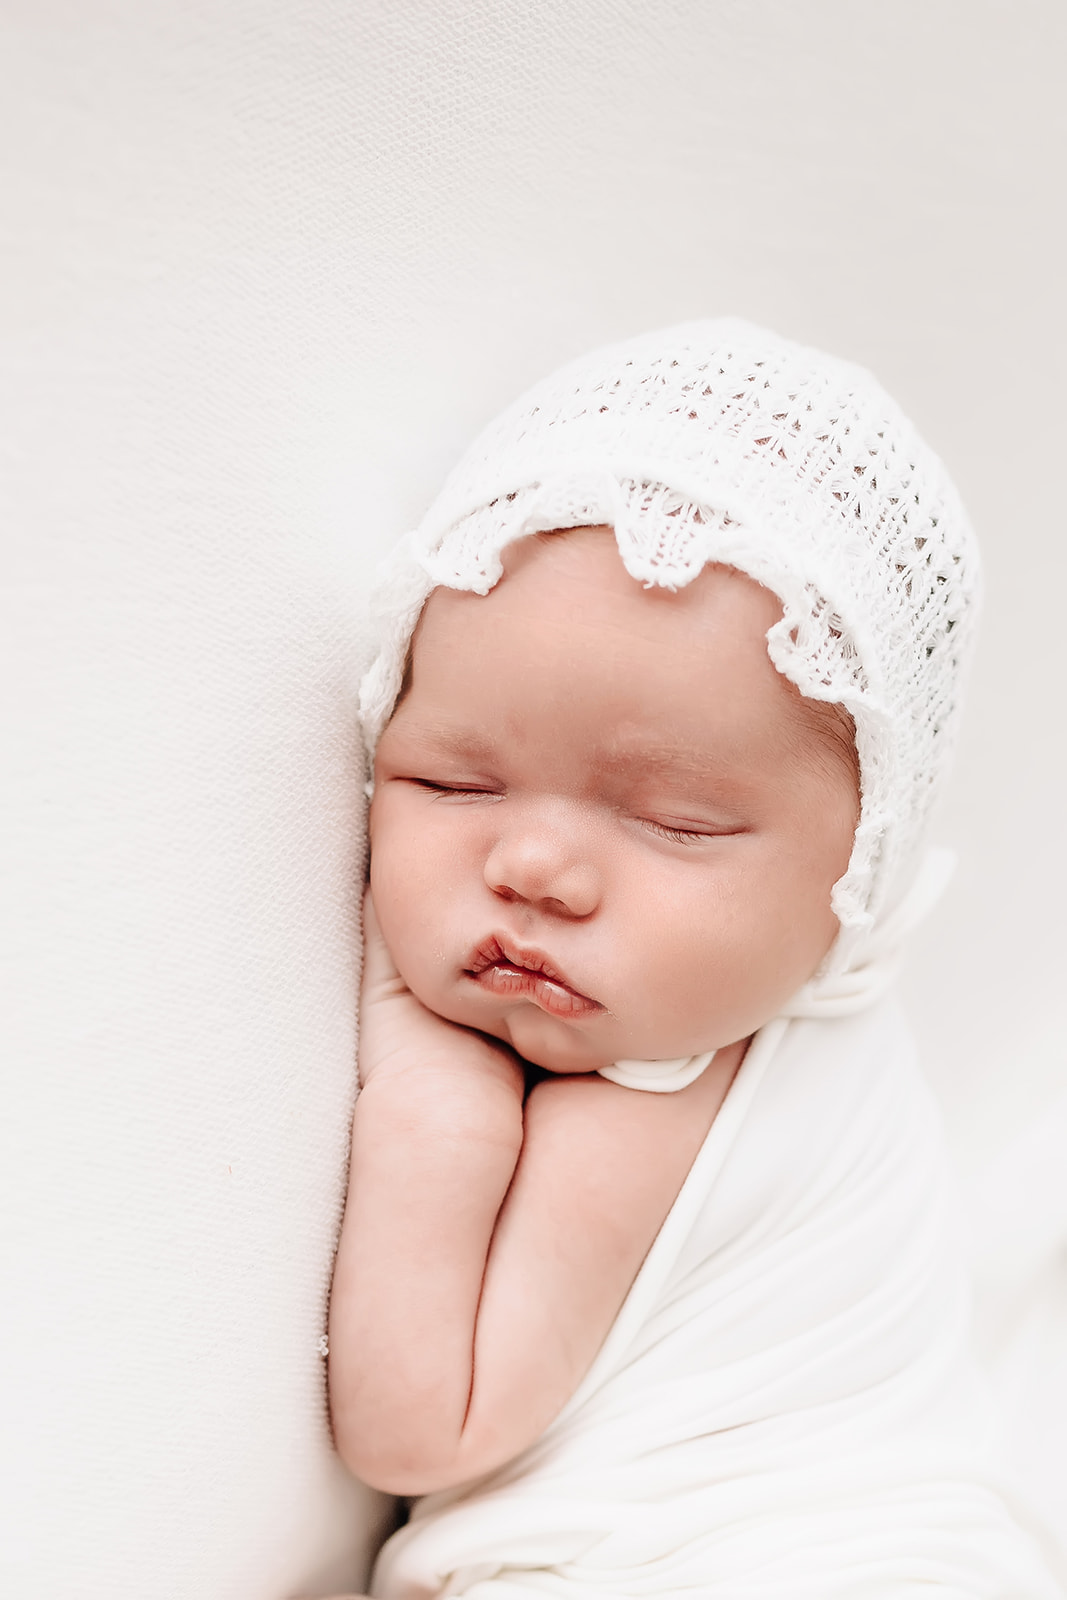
[637, 816, 746, 845]
[407, 777, 503, 799]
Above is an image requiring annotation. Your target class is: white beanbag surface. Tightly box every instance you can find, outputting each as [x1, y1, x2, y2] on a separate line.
[3, 2, 1064, 1594]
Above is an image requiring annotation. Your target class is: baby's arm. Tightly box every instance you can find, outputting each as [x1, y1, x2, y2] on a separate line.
[328, 895, 738, 1496]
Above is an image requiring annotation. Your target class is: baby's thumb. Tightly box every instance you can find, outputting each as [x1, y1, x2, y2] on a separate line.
[360, 887, 402, 997]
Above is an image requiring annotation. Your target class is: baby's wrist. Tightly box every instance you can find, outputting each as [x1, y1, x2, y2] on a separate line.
[358, 1035, 525, 1100]
[356, 1049, 526, 1158]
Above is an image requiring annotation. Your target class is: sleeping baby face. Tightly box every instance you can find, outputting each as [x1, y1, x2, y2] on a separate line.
[369, 527, 860, 1074]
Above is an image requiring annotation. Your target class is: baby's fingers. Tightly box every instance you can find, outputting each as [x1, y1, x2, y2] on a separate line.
[360, 887, 405, 1000]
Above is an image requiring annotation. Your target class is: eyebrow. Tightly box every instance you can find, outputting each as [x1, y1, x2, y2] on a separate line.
[592, 742, 719, 783]
[394, 722, 500, 764]
[403, 721, 724, 785]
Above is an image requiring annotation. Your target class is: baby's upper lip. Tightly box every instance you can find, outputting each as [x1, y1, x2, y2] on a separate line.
[464, 934, 600, 1007]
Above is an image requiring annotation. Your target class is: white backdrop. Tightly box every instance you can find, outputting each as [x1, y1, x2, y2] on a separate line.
[3, 2, 1065, 1595]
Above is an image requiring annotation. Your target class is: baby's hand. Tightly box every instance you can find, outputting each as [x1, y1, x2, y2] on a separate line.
[358, 889, 522, 1095]
[330, 895, 528, 1489]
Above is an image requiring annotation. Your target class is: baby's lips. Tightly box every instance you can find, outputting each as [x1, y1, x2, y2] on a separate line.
[464, 933, 602, 1013]
[468, 962, 604, 1020]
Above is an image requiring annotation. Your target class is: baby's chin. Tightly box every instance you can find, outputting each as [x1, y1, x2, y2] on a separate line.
[497, 1009, 613, 1076]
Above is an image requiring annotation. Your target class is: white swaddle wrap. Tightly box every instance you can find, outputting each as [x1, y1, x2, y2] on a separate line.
[371, 1002, 1059, 1598]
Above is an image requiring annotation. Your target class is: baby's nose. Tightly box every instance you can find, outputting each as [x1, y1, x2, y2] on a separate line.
[483, 815, 601, 919]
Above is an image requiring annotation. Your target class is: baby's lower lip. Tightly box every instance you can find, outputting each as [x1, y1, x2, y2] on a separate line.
[467, 963, 603, 1020]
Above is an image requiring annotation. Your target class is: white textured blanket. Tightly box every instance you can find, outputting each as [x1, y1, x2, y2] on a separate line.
[372, 1002, 1061, 1598]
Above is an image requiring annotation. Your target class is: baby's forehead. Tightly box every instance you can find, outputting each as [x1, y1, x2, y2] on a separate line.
[414, 530, 796, 720]
[406, 530, 857, 788]
[422, 525, 784, 639]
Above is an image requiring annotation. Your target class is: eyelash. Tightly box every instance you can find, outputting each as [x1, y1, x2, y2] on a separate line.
[410, 779, 498, 798]
[641, 819, 718, 845]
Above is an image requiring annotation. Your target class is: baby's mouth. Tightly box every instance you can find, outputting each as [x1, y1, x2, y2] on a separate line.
[464, 936, 603, 1020]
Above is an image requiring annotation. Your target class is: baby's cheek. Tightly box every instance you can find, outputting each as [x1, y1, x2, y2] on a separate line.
[369, 847, 439, 973]
[620, 901, 720, 1026]
[629, 881, 774, 1041]
[372, 800, 448, 896]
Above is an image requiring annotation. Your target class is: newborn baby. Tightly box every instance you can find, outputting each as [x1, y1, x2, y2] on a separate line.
[324, 323, 1064, 1598]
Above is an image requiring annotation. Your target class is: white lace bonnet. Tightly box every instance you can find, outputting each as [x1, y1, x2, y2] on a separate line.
[360, 319, 979, 1010]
